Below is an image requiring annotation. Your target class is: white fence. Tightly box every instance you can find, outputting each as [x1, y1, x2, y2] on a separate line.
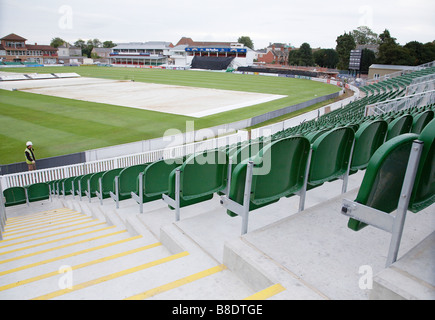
[365, 90, 435, 116]
[0, 131, 248, 192]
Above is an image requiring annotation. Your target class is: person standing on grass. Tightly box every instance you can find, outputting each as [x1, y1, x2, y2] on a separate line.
[25, 141, 36, 171]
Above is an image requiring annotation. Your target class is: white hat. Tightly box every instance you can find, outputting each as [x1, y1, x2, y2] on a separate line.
[26, 141, 33, 146]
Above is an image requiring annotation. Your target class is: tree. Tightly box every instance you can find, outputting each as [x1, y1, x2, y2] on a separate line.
[288, 43, 314, 66]
[351, 26, 379, 45]
[50, 37, 66, 48]
[376, 29, 414, 65]
[336, 32, 356, 70]
[404, 41, 435, 65]
[238, 36, 254, 49]
[360, 48, 376, 73]
[103, 40, 117, 48]
[313, 49, 339, 69]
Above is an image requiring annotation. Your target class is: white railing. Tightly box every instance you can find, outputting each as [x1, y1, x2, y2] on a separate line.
[0, 131, 248, 192]
[365, 90, 435, 116]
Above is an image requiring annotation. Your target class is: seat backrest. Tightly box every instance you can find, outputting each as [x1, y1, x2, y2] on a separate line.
[227, 136, 311, 216]
[143, 159, 181, 197]
[100, 168, 123, 195]
[386, 114, 413, 141]
[78, 173, 94, 195]
[63, 177, 76, 194]
[308, 127, 355, 187]
[348, 133, 419, 231]
[3, 186, 26, 207]
[411, 109, 434, 134]
[118, 164, 148, 196]
[179, 150, 228, 200]
[229, 141, 263, 173]
[351, 119, 388, 171]
[88, 171, 105, 195]
[27, 183, 50, 202]
[409, 118, 435, 212]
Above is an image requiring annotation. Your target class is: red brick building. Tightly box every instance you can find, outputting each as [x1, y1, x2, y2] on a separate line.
[0, 33, 58, 65]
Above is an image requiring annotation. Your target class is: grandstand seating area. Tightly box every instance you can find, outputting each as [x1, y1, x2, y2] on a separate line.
[1, 65, 434, 300]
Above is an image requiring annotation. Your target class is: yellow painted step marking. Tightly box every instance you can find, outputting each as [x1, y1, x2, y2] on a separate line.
[4, 212, 88, 233]
[0, 237, 160, 292]
[32, 251, 190, 300]
[0, 219, 100, 243]
[5, 211, 79, 229]
[5, 209, 80, 225]
[4, 216, 92, 237]
[6, 208, 72, 221]
[125, 264, 227, 300]
[0, 225, 116, 256]
[6, 209, 76, 224]
[0, 229, 126, 267]
[0, 222, 106, 249]
[243, 284, 286, 300]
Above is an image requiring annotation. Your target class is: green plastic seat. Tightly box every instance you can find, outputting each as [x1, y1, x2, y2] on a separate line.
[27, 183, 50, 203]
[347, 132, 425, 231]
[3, 187, 27, 207]
[385, 114, 413, 141]
[307, 127, 355, 189]
[408, 118, 435, 212]
[139, 159, 181, 202]
[350, 119, 388, 171]
[62, 177, 76, 196]
[87, 171, 105, 198]
[227, 136, 311, 216]
[98, 168, 123, 199]
[116, 164, 149, 201]
[166, 150, 228, 209]
[78, 173, 93, 197]
[411, 109, 434, 134]
[72, 175, 83, 196]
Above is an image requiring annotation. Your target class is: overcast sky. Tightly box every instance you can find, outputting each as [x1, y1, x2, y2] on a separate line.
[0, 0, 434, 49]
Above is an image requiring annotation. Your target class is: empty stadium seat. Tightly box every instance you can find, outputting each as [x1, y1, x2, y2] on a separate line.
[385, 114, 413, 141]
[221, 136, 311, 234]
[350, 119, 388, 171]
[131, 159, 181, 213]
[307, 127, 355, 193]
[110, 164, 149, 208]
[3, 186, 27, 207]
[96, 168, 123, 205]
[85, 171, 105, 201]
[163, 150, 228, 221]
[341, 118, 435, 266]
[411, 109, 434, 134]
[27, 183, 50, 203]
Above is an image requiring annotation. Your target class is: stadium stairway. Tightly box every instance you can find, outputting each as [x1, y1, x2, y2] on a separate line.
[1, 166, 433, 300]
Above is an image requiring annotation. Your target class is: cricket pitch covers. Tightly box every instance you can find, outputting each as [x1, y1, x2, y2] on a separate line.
[0, 75, 286, 118]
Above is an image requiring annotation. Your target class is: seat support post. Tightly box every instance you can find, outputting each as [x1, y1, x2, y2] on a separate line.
[386, 140, 423, 266]
[341, 140, 424, 267]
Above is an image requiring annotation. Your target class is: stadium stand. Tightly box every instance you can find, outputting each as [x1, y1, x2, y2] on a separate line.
[1, 64, 434, 300]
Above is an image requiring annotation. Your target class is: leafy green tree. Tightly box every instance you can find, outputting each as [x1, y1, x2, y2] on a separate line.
[103, 40, 117, 48]
[50, 37, 66, 48]
[360, 48, 376, 73]
[313, 48, 339, 68]
[336, 32, 356, 70]
[351, 26, 379, 45]
[404, 41, 435, 65]
[288, 43, 314, 66]
[238, 36, 254, 49]
[376, 29, 414, 65]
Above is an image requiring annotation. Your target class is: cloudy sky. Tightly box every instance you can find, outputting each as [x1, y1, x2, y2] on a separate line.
[0, 0, 434, 49]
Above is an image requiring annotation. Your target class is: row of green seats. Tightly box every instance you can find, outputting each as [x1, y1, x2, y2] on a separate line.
[2, 183, 49, 207]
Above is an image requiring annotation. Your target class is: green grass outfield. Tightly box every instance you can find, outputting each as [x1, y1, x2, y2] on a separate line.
[0, 66, 340, 164]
